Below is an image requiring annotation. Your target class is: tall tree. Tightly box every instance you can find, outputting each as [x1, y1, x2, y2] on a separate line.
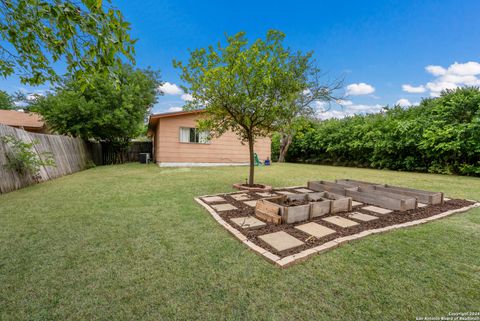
[0, 90, 15, 109]
[0, 0, 135, 86]
[30, 64, 161, 161]
[174, 30, 311, 186]
[277, 68, 343, 162]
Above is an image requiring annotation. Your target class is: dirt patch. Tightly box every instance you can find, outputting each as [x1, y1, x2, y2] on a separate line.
[203, 190, 474, 258]
[268, 197, 310, 206]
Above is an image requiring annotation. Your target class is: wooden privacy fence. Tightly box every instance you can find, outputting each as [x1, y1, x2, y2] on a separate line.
[88, 141, 152, 165]
[0, 124, 91, 194]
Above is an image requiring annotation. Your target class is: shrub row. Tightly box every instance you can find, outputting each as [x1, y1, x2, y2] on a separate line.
[274, 87, 480, 176]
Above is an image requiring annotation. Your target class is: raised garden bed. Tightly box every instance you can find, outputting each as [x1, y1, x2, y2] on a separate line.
[195, 183, 479, 268]
[255, 192, 352, 224]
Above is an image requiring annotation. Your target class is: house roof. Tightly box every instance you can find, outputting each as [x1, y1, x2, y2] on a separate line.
[148, 109, 205, 126]
[147, 109, 205, 137]
[0, 110, 44, 128]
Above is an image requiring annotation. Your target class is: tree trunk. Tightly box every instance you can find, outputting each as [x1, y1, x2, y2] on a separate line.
[278, 133, 292, 163]
[248, 136, 255, 186]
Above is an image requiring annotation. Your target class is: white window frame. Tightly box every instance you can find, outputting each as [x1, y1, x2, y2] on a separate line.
[179, 127, 210, 144]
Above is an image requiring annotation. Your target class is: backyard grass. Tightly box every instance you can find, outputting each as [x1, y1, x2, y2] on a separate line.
[0, 163, 479, 320]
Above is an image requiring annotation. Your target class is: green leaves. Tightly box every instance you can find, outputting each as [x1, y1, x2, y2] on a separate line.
[0, 90, 15, 110]
[30, 64, 161, 145]
[1, 135, 56, 177]
[175, 30, 314, 184]
[174, 30, 311, 141]
[284, 87, 480, 176]
[0, 0, 135, 86]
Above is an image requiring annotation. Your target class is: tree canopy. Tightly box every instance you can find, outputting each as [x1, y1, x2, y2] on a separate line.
[174, 30, 314, 185]
[281, 87, 480, 176]
[276, 66, 343, 162]
[0, 89, 15, 109]
[0, 0, 135, 86]
[30, 64, 161, 150]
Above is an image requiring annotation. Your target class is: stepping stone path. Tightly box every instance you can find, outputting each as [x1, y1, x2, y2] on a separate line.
[276, 191, 295, 195]
[231, 216, 266, 229]
[203, 196, 226, 203]
[295, 222, 336, 238]
[418, 203, 427, 208]
[211, 203, 237, 211]
[244, 200, 258, 207]
[231, 193, 250, 201]
[348, 212, 378, 222]
[259, 231, 304, 252]
[352, 201, 363, 207]
[256, 192, 276, 197]
[294, 188, 314, 193]
[362, 205, 393, 215]
[322, 216, 359, 227]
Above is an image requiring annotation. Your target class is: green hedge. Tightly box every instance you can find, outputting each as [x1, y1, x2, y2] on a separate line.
[277, 87, 480, 176]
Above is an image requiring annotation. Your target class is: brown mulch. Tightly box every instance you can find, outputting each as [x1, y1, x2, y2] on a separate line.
[201, 188, 475, 258]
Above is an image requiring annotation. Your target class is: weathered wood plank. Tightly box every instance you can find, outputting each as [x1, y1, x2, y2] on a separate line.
[377, 185, 443, 205]
[323, 192, 353, 213]
[337, 179, 442, 205]
[307, 181, 354, 196]
[336, 179, 379, 190]
[283, 204, 310, 224]
[309, 199, 331, 218]
[345, 189, 416, 211]
[0, 124, 92, 194]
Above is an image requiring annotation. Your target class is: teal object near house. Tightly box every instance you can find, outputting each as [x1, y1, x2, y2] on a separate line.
[254, 153, 262, 166]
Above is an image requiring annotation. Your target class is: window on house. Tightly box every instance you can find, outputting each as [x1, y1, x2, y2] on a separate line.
[179, 127, 210, 144]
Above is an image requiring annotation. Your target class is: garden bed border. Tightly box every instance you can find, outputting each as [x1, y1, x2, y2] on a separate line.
[194, 187, 480, 268]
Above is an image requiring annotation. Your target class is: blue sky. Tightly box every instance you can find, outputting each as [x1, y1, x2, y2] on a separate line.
[1, 0, 480, 118]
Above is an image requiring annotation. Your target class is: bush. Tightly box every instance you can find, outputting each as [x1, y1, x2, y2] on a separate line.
[1, 135, 55, 179]
[283, 87, 480, 176]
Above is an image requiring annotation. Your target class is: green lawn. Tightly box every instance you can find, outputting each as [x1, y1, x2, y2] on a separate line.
[1, 163, 479, 320]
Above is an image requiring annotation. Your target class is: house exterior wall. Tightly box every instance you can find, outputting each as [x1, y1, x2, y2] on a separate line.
[154, 113, 271, 164]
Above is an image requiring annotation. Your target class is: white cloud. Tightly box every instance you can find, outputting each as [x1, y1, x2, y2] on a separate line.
[422, 61, 480, 96]
[167, 107, 183, 112]
[336, 99, 353, 106]
[346, 83, 375, 96]
[396, 98, 411, 107]
[317, 103, 384, 120]
[402, 84, 426, 93]
[425, 81, 457, 96]
[313, 100, 329, 110]
[159, 82, 183, 95]
[181, 93, 193, 101]
[346, 104, 383, 113]
[447, 61, 480, 76]
[317, 110, 349, 120]
[425, 65, 446, 76]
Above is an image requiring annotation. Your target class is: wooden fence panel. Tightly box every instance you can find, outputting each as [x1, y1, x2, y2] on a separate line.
[0, 124, 91, 194]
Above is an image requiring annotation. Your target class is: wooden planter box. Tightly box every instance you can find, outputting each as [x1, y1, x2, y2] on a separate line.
[307, 192, 332, 218]
[337, 179, 443, 205]
[255, 191, 354, 224]
[376, 185, 443, 205]
[255, 194, 310, 224]
[323, 192, 353, 213]
[307, 181, 354, 196]
[345, 188, 417, 211]
[255, 196, 283, 224]
[336, 179, 379, 191]
[280, 194, 311, 223]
